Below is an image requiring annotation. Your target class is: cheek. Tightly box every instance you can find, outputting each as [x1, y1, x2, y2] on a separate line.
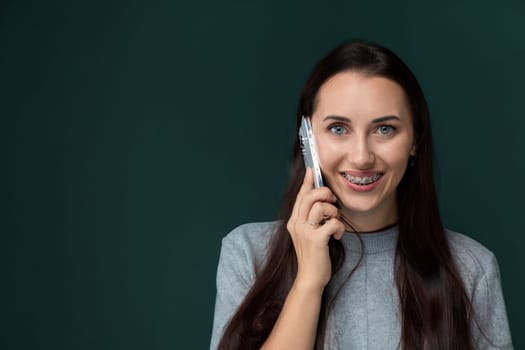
[316, 137, 342, 169]
[376, 140, 411, 171]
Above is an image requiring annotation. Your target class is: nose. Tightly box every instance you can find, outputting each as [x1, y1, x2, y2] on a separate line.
[349, 135, 375, 169]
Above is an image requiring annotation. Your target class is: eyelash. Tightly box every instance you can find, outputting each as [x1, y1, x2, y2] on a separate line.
[328, 124, 347, 135]
[377, 124, 396, 135]
[327, 124, 397, 136]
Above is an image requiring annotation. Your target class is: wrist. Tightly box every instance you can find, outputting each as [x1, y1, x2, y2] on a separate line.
[292, 276, 326, 297]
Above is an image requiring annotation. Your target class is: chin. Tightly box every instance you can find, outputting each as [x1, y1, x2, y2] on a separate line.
[339, 199, 381, 214]
[336, 190, 396, 216]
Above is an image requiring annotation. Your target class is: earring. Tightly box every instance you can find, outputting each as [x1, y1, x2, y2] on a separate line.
[409, 155, 415, 167]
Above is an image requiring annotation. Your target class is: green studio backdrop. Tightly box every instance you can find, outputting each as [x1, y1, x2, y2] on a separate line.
[3, 0, 524, 349]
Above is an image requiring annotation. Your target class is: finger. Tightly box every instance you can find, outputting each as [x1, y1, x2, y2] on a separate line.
[299, 167, 314, 194]
[307, 202, 339, 225]
[301, 217, 345, 247]
[289, 168, 314, 230]
[320, 218, 346, 240]
[296, 187, 337, 223]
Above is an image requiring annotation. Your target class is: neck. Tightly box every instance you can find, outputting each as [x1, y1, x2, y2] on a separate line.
[340, 205, 397, 233]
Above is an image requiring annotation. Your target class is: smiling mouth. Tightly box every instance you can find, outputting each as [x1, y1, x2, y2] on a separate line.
[341, 172, 384, 186]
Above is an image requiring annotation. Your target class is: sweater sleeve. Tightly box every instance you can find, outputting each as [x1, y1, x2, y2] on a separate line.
[209, 233, 254, 350]
[471, 254, 513, 349]
[209, 222, 276, 349]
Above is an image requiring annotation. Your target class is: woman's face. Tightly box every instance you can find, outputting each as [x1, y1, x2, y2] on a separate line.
[311, 71, 416, 229]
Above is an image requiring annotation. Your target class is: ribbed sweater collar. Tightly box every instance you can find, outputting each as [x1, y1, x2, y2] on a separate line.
[340, 225, 398, 253]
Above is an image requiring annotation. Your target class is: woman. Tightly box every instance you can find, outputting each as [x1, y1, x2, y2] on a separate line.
[210, 41, 512, 349]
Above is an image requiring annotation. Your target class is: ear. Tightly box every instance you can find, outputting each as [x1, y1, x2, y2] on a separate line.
[410, 143, 417, 156]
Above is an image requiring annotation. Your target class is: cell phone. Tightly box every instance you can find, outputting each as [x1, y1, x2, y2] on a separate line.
[299, 116, 324, 188]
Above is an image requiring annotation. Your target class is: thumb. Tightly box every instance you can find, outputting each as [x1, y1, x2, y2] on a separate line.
[301, 167, 314, 191]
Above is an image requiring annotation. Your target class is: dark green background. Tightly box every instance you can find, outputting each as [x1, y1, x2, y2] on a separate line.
[3, 0, 524, 349]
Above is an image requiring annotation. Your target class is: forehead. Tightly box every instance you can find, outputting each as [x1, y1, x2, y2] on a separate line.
[314, 71, 411, 121]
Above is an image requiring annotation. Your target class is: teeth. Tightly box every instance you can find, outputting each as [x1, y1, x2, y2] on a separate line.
[342, 173, 383, 185]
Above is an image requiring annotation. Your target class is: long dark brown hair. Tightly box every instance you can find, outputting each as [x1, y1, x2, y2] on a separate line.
[217, 40, 473, 349]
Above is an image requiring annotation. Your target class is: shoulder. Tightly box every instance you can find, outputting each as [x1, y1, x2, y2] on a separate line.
[446, 229, 496, 265]
[210, 221, 281, 349]
[220, 221, 281, 275]
[446, 229, 513, 348]
[445, 229, 500, 291]
[222, 221, 280, 254]
[223, 221, 280, 245]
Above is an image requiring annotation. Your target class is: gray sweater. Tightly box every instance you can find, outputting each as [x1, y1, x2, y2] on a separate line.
[210, 222, 513, 349]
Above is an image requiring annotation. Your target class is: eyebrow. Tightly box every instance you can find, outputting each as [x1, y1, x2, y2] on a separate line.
[322, 115, 401, 123]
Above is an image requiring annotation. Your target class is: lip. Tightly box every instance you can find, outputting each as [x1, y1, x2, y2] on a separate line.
[340, 172, 384, 192]
[341, 170, 384, 177]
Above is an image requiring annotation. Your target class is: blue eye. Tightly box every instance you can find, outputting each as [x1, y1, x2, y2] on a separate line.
[378, 125, 395, 135]
[329, 125, 346, 135]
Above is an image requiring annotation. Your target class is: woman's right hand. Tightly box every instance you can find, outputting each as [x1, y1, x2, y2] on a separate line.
[286, 168, 346, 294]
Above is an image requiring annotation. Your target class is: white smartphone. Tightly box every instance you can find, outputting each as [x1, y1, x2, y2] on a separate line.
[299, 116, 324, 188]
